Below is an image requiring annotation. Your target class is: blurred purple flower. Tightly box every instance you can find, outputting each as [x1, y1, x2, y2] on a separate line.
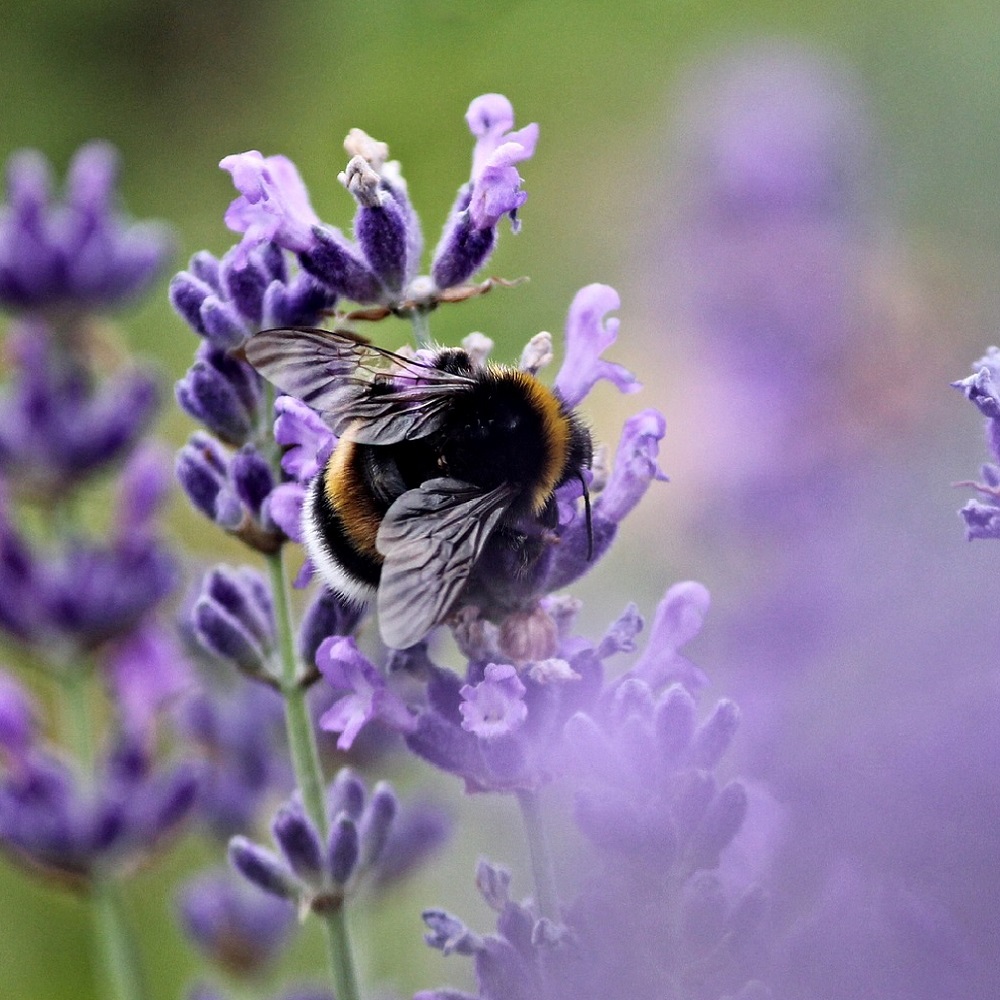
[107, 622, 193, 737]
[178, 866, 296, 976]
[0, 735, 196, 885]
[0, 322, 159, 497]
[177, 682, 289, 838]
[0, 142, 174, 314]
[0, 670, 36, 760]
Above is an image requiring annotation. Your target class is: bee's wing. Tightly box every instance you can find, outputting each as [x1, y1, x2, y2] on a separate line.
[374, 478, 517, 649]
[243, 326, 475, 444]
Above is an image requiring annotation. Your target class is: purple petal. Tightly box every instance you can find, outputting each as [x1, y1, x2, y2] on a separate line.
[458, 663, 527, 740]
[220, 152, 320, 266]
[554, 284, 639, 407]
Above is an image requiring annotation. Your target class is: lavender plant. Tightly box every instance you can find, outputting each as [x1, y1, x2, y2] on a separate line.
[166, 92, 772, 1000]
[0, 142, 194, 1000]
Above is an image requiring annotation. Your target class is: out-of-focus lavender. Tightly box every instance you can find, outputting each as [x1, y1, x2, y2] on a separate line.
[650, 42, 1000, 999]
[0, 139, 202, 989]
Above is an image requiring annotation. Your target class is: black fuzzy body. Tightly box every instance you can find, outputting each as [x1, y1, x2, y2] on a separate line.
[308, 348, 591, 620]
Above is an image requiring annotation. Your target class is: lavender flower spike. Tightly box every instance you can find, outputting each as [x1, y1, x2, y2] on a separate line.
[554, 283, 640, 407]
[0, 142, 174, 313]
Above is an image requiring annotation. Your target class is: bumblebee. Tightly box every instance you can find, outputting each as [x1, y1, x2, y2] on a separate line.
[245, 327, 593, 649]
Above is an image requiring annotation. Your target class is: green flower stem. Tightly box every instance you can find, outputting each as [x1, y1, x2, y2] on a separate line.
[410, 309, 432, 349]
[266, 546, 360, 1000]
[58, 665, 148, 1000]
[91, 879, 147, 1000]
[516, 788, 560, 922]
[267, 548, 328, 834]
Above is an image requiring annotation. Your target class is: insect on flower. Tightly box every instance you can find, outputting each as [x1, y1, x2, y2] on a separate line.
[244, 327, 593, 649]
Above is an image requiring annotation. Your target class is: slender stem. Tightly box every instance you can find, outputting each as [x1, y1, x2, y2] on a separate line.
[326, 903, 361, 1000]
[267, 547, 328, 836]
[91, 879, 147, 1000]
[58, 664, 147, 1000]
[516, 789, 560, 921]
[60, 664, 97, 779]
[409, 309, 432, 349]
[266, 546, 361, 1000]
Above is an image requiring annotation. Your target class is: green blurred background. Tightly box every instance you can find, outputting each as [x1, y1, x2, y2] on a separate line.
[3, 1, 1000, 998]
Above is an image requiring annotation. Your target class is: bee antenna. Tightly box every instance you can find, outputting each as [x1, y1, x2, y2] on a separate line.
[577, 470, 594, 561]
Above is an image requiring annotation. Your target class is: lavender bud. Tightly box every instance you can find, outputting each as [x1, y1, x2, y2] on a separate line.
[358, 782, 397, 870]
[690, 699, 741, 769]
[176, 432, 228, 520]
[430, 207, 496, 291]
[230, 445, 275, 520]
[297, 589, 364, 668]
[176, 347, 261, 446]
[688, 781, 749, 871]
[423, 909, 483, 956]
[326, 768, 365, 822]
[299, 226, 382, 303]
[228, 836, 298, 899]
[475, 859, 512, 912]
[654, 684, 698, 760]
[327, 812, 359, 885]
[272, 804, 324, 884]
[178, 868, 296, 977]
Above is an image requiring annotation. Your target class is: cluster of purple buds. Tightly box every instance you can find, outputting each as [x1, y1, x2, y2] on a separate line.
[186, 563, 360, 689]
[952, 347, 1000, 539]
[0, 321, 158, 497]
[0, 447, 176, 652]
[228, 769, 446, 914]
[418, 857, 768, 1000]
[0, 142, 173, 315]
[212, 94, 537, 316]
[0, 670, 196, 885]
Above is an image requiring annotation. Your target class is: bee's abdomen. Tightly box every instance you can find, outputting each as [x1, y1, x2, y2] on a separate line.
[303, 441, 384, 605]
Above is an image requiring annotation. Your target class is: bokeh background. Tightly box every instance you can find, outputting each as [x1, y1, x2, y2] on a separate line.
[4, 1, 1000, 998]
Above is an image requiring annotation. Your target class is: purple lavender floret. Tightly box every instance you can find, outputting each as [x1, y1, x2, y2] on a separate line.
[431, 95, 539, 291]
[0, 670, 36, 760]
[952, 347, 1000, 540]
[228, 768, 447, 912]
[0, 322, 159, 495]
[178, 866, 296, 976]
[0, 734, 196, 886]
[0, 142, 174, 314]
